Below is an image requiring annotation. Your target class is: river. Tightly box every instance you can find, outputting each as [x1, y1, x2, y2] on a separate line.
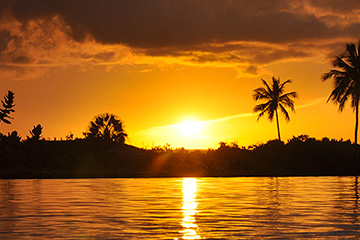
[1, 177, 359, 239]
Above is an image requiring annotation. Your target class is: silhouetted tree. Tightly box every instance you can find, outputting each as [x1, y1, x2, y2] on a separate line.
[253, 77, 298, 141]
[28, 124, 43, 140]
[66, 132, 74, 140]
[84, 113, 127, 144]
[322, 41, 360, 145]
[7, 131, 21, 142]
[0, 91, 15, 125]
[0, 131, 21, 146]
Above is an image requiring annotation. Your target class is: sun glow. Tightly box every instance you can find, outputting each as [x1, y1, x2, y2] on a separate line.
[177, 120, 203, 137]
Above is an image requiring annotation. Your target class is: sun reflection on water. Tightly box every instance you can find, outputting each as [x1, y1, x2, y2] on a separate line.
[178, 178, 202, 240]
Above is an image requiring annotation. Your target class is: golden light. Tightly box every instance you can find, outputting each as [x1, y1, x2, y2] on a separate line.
[177, 120, 203, 137]
[179, 178, 202, 239]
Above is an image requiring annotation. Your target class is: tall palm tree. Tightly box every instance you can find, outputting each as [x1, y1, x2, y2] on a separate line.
[253, 77, 298, 141]
[84, 113, 127, 144]
[322, 41, 360, 145]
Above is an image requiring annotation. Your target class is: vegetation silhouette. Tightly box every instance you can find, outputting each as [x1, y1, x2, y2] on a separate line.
[0, 91, 15, 125]
[84, 113, 127, 144]
[2, 40, 360, 178]
[0, 133, 358, 178]
[6, 131, 21, 142]
[322, 40, 360, 145]
[253, 77, 298, 141]
[27, 124, 43, 141]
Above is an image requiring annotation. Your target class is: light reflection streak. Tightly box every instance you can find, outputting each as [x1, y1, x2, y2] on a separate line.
[179, 178, 202, 240]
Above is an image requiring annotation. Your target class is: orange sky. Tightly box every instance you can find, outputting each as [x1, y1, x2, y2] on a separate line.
[0, 0, 359, 149]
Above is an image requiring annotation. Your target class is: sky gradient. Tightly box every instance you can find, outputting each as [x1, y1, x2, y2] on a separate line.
[0, 0, 359, 149]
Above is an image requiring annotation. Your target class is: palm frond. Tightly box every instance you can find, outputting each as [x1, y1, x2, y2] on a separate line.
[279, 79, 292, 91]
[253, 102, 271, 121]
[267, 106, 275, 121]
[253, 77, 297, 123]
[322, 69, 345, 81]
[333, 56, 352, 72]
[262, 78, 274, 97]
[351, 95, 358, 111]
[280, 91, 298, 99]
[337, 83, 354, 111]
[346, 43, 357, 62]
[279, 103, 290, 122]
[253, 102, 270, 113]
[253, 87, 271, 100]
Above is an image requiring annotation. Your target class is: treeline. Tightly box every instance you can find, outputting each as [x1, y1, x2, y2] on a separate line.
[0, 134, 359, 178]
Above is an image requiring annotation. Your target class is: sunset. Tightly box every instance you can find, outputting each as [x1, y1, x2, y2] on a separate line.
[2, 1, 360, 239]
[0, 0, 358, 149]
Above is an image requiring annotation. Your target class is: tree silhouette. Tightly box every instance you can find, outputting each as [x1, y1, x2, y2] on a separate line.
[0, 91, 15, 125]
[322, 41, 360, 145]
[28, 124, 43, 140]
[84, 113, 127, 144]
[253, 77, 298, 141]
[7, 131, 21, 142]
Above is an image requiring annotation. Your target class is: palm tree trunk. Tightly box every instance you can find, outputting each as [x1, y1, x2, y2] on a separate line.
[275, 109, 281, 142]
[355, 100, 359, 162]
[355, 100, 359, 145]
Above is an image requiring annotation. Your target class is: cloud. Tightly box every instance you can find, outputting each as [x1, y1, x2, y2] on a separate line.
[300, 0, 360, 27]
[5, 0, 360, 48]
[12, 55, 31, 64]
[0, 29, 12, 52]
[0, 13, 138, 80]
[0, 63, 48, 81]
[1, 0, 360, 80]
[296, 97, 326, 109]
[244, 65, 258, 75]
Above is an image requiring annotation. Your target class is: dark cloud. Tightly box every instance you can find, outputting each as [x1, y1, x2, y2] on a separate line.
[305, 0, 360, 13]
[1, 0, 360, 75]
[0, 63, 47, 81]
[5, 0, 357, 50]
[252, 48, 310, 64]
[244, 65, 258, 75]
[94, 51, 115, 61]
[0, 30, 11, 53]
[74, 51, 115, 61]
[12, 55, 31, 64]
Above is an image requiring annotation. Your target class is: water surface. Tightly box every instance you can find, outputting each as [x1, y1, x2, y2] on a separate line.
[1, 177, 359, 239]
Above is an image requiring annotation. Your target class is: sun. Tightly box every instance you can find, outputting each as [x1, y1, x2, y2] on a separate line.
[177, 120, 203, 136]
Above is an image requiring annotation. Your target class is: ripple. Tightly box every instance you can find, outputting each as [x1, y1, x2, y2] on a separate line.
[0, 177, 360, 239]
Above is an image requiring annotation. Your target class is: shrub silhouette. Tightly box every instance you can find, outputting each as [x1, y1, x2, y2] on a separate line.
[27, 124, 43, 141]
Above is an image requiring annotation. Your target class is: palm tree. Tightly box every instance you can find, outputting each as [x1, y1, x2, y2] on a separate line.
[253, 77, 298, 141]
[84, 113, 127, 144]
[0, 91, 15, 125]
[322, 41, 360, 145]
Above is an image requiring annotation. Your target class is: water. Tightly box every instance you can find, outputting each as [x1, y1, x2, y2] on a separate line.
[0, 177, 360, 239]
